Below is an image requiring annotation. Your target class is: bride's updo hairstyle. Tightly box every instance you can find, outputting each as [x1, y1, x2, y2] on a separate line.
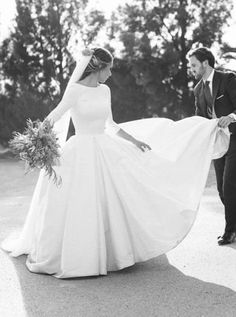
[80, 47, 113, 80]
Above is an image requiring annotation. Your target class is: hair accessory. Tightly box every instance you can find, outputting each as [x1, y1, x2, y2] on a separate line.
[92, 55, 100, 66]
[82, 48, 94, 57]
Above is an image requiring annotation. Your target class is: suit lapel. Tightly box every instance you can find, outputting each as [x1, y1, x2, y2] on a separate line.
[195, 71, 223, 117]
[212, 71, 221, 104]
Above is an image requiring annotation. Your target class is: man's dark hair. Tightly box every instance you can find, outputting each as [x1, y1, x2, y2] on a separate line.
[188, 47, 215, 68]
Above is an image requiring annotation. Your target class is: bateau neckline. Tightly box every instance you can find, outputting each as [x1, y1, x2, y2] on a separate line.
[74, 82, 101, 88]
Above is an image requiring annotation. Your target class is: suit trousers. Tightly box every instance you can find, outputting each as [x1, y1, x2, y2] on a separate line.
[213, 134, 236, 233]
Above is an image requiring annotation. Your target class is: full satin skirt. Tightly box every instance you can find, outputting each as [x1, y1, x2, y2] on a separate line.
[1, 117, 229, 278]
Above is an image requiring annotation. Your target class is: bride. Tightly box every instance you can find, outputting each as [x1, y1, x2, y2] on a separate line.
[2, 47, 229, 278]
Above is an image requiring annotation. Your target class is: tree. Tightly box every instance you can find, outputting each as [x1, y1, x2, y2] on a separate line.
[0, 0, 106, 98]
[111, 0, 233, 119]
[0, 0, 105, 142]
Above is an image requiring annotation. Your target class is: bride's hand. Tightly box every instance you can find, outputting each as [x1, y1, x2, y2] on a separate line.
[133, 140, 152, 152]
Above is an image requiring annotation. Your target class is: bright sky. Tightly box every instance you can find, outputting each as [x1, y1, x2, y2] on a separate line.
[0, 0, 236, 46]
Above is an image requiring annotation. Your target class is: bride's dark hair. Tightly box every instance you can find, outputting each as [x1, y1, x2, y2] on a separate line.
[80, 47, 113, 81]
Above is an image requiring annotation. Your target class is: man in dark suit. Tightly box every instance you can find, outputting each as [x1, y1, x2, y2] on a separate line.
[188, 47, 236, 245]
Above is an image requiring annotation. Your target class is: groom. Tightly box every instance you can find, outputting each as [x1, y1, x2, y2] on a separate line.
[188, 47, 236, 245]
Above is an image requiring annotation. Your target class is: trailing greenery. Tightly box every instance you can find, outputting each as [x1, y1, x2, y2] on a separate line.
[9, 118, 61, 185]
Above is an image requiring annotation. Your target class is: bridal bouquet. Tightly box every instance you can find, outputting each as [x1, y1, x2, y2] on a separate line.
[9, 119, 62, 185]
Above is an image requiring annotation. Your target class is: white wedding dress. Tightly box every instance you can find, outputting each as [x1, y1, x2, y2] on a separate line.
[2, 83, 229, 278]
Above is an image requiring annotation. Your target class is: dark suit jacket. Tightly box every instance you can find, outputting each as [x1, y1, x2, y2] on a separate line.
[194, 70, 236, 133]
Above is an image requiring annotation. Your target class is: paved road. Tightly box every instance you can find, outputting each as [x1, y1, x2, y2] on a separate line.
[0, 159, 236, 317]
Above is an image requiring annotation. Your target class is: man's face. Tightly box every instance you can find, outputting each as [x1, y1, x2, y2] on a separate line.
[189, 55, 207, 80]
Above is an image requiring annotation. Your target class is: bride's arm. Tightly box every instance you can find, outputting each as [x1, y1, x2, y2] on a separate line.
[47, 85, 77, 124]
[116, 128, 151, 152]
[105, 87, 151, 152]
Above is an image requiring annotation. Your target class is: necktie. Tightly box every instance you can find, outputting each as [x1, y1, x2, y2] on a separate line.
[203, 80, 213, 118]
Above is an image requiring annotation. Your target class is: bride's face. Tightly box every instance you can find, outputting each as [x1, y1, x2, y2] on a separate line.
[98, 62, 113, 83]
[189, 55, 207, 80]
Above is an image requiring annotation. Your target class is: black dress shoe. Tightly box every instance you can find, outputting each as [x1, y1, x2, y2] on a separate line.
[217, 232, 236, 245]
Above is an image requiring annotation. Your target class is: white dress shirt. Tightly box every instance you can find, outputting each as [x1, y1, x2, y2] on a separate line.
[203, 69, 214, 95]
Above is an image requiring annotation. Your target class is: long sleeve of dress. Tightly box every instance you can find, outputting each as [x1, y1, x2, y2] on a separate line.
[105, 86, 120, 134]
[47, 84, 77, 124]
[47, 55, 91, 123]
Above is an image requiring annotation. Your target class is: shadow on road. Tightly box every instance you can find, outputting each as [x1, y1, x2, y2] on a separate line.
[5, 253, 236, 317]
